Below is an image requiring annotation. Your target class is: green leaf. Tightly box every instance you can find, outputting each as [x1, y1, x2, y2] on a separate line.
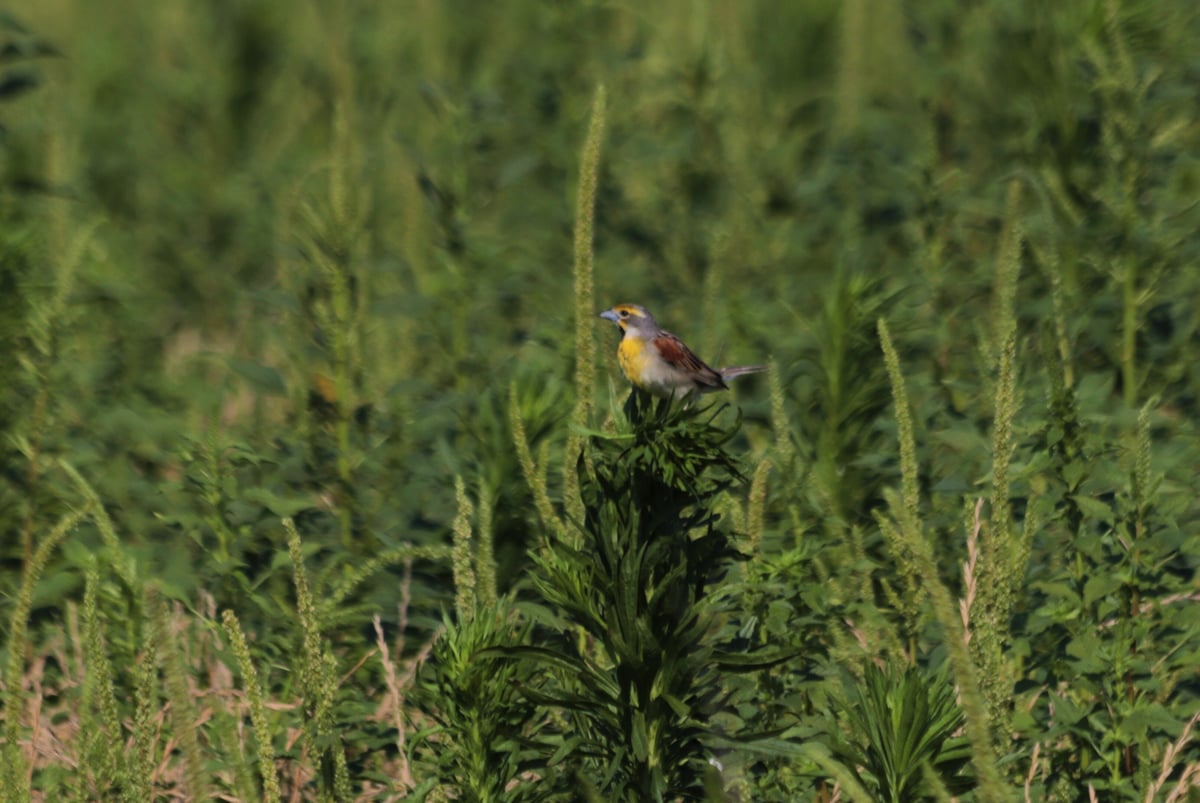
[1117, 704, 1180, 741]
[1070, 494, 1114, 524]
[241, 488, 315, 518]
[631, 711, 648, 761]
[1082, 574, 1123, 607]
[228, 357, 287, 395]
[712, 647, 804, 671]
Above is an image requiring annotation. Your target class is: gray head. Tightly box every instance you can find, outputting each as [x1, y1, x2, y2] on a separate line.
[598, 303, 659, 334]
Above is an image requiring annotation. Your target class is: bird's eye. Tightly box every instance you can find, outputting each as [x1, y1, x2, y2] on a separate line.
[618, 309, 629, 318]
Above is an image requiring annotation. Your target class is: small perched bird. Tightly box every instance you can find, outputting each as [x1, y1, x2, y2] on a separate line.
[599, 303, 766, 399]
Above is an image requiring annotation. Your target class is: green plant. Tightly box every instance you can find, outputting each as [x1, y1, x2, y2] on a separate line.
[1, 508, 85, 800]
[412, 600, 561, 802]
[829, 663, 973, 802]
[1018, 400, 1200, 799]
[507, 392, 757, 801]
[2, 1, 1200, 799]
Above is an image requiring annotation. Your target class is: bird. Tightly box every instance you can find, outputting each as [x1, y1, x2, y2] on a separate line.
[598, 303, 765, 399]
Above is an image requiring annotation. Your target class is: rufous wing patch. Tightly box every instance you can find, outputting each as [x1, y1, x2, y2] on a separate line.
[653, 333, 726, 389]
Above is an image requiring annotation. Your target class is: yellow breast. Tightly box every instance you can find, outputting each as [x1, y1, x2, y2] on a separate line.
[618, 336, 651, 387]
[617, 335, 693, 398]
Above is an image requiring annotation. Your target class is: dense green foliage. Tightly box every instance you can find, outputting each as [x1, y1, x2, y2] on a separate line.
[2, 0, 1200, 800]
[520, 394, 749, 800]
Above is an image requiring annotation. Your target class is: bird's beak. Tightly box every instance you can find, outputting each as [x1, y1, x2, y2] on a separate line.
[599, 309, 619, 323]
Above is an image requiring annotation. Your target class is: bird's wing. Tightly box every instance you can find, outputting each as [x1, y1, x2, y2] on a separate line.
[653, 333, 727, 389]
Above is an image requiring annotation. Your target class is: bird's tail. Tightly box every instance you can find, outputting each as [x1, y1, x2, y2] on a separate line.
[719, 365, 767, 382]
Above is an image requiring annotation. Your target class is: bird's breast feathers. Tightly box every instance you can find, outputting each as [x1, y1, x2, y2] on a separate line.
[618, 333, 723, 397]
[617, 336, 652, 384]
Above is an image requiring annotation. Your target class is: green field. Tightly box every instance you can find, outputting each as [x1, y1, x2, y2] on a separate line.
[3, 1, 1200, 800]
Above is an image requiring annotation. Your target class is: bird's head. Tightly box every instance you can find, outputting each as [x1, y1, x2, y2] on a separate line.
[599, 303, 657, 334]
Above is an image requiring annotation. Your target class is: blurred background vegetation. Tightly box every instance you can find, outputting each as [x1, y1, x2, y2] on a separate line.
[2, 0, 1199, 799]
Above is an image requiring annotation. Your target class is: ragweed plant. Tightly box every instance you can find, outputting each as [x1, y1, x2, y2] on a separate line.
[1020, 398, 1200, 798]
[562, 85, 607, 530]
[287, 519, 352, 801]
[219, 609, 282, 802]
[1, 508, 86, 800]
[876, 317, 1006, 800]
